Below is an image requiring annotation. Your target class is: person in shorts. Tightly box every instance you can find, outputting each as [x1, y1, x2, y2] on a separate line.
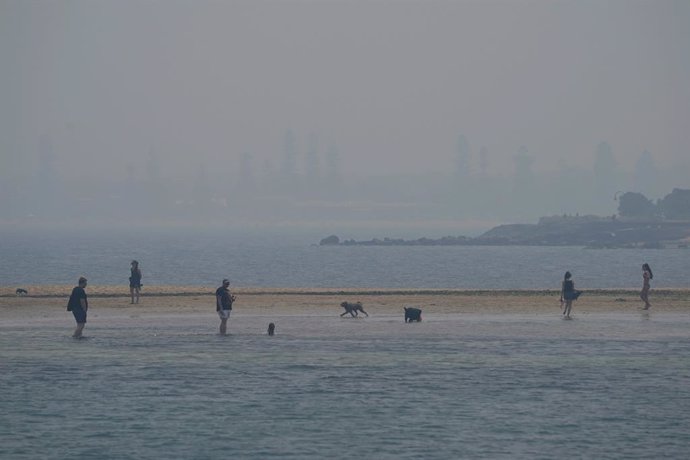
[215, 279, 235, 335]
[67, 277, 88, 338]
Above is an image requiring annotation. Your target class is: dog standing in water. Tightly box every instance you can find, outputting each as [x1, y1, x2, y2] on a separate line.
[404, 307, 422, 322]
[340, 301, 369, 317]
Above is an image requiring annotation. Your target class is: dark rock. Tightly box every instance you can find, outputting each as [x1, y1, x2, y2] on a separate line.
[319, 235, 340, 245]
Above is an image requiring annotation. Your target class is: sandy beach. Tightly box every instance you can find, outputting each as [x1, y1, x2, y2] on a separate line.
[2, 285, 689, 321]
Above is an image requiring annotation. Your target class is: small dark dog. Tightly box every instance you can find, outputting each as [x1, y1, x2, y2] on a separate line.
[404, 307, 422, 323]
[267, 322, 275, 336]
[16, 288, 28, 296]
[340, 301, 369, 317]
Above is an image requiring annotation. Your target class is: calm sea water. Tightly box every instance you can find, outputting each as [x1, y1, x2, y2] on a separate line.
[2, 312, 689, 459]
[0, 227, 688, 289]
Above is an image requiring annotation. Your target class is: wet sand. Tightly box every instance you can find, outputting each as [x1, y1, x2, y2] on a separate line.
[1, 285, 689, 321]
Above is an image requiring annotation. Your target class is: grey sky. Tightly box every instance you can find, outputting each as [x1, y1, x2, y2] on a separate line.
[2, 0, 689, 180]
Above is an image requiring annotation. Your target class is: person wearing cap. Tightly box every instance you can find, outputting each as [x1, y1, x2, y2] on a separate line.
[67, 277, 88, 338]
[215, 279, 235, 335]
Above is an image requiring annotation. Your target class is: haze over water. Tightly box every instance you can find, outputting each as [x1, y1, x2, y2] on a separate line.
[1, 228, 688, 289]
[2, 2, 690, 458]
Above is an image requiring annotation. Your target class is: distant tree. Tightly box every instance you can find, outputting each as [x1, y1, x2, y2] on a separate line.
[617, 191, 657, 219]
[658, 188, 690, 220]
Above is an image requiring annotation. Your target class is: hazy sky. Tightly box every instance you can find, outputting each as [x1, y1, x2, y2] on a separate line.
[2, 0, 689, 179]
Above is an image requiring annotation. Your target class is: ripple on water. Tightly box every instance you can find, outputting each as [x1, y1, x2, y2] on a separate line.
[1, 314, 690, 459]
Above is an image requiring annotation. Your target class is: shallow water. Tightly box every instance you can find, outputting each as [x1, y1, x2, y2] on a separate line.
[1, 227, 689, 289]
[2, 312, 689, 459]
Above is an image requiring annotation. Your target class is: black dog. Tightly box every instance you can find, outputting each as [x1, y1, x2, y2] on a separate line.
[267, 323, 275, 336]
[404, 307, 422, 322]
[16, 288, 28, 296]
[340, 301, 369, 317]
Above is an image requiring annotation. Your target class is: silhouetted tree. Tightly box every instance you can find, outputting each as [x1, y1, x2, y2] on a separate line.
[658, 188, 690, 220]
[618, 191, 657, 219]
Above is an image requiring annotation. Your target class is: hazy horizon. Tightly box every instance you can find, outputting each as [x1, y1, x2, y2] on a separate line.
[2, 0, 689, 230]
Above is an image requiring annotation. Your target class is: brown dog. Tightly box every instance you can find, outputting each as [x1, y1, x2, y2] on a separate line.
[340, 301, 369, 317]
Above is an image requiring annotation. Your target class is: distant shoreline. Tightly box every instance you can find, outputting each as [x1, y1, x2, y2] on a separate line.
[319, 217, 690, 248]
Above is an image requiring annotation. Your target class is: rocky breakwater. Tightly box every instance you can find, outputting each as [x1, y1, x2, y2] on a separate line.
[320, 216, 690, 248]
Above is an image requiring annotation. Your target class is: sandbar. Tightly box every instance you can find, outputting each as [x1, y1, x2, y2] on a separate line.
[1, 285, 688, 322]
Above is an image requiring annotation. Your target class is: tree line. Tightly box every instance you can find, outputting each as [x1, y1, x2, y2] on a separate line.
[618, 189, 690, 220]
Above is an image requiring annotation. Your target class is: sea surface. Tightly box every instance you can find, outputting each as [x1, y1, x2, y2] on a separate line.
[2, 312, 690, 459]
[0, 227, 688, 289]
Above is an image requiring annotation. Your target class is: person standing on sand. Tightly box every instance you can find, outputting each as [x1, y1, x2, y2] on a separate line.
[216, 279, 235, 335]
[640, 263, 653, 310]
[129, 260, 142, 304]
[67, 277, 88, 338]
[560, 271, 579, 319]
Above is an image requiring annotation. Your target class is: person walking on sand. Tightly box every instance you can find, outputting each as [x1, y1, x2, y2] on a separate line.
[215, 279, 235, 335]
[560, 271, 579, 319]
[129, 260, 142, 304]
[640, 263, 653, 310]
[67, 277, 88, 338]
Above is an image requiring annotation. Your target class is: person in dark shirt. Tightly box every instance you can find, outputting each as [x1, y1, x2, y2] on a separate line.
[560, 271, 579, 319]
[129, 260, 142, 304]
[215, 278, 235, 335]
[67, 277, 88, 338]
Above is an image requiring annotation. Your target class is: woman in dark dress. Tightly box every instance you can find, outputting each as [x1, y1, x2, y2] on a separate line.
[560, 271, 579, 319]
[129, 260, 142, 304]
